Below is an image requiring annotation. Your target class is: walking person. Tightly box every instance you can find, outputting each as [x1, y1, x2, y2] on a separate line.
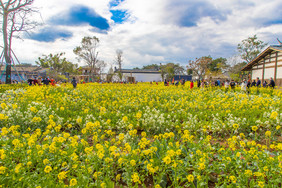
[269, 77, 275, 89]
[241, 79, 247, 93]
[263, 81, 268, 88]
[224, 80, 230, 93]
[71, 77, 77, 88]
[256, 77, 261, 94]
[164, 79, 168, 86]
[190, 80, 194, 89]
[251, 80, 256, 87]
[230, 80, 236, 91]
[247, 79, 251, 94]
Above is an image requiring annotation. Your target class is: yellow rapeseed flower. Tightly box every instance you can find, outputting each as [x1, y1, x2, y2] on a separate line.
[187, 174, 194, 182]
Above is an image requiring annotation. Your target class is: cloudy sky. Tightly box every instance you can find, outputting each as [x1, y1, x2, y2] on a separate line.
[9, 0, 282, 69]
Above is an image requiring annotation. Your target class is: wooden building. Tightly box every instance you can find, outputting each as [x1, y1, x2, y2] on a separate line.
[241, 45, 282, 87]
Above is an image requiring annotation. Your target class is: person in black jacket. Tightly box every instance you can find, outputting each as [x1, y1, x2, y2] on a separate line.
[197, 80, 201, 88]
[71, 77, 77, 88]
[269, 77, 275, 89]
[251, 80, 256, 87]
[256, 77, 261, 94]
[256, 77, 261, 87]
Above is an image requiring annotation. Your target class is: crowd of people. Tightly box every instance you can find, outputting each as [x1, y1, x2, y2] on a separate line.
[26, 77, 58, 86]
[164, 77, 276, 93]
[0, 76, 277, 92]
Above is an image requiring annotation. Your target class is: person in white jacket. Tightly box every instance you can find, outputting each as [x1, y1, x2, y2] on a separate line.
[241, 79, 247, 93]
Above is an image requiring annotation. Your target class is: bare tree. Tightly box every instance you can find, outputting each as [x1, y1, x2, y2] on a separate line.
[187, 56, 212, 80]
[115, 49, 123, 81]
[73, 36, 99, 82]
[0, 0, 37, 84]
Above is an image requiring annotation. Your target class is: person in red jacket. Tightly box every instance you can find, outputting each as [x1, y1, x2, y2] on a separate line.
[50, 78, 55, 86]
[190, 80, 194, 89]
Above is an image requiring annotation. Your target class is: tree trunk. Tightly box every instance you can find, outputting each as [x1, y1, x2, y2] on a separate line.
[3, 11, 12, 84]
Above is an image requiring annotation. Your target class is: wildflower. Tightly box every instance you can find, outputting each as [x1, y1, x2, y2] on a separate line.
[101, 182, 106, 188]
[1, 103, 7, 109]
[32, 117, 42, 123]
[116, 174, 121, 181]
[198, 162, 205, 170]
[270, 111, 278, 119]
[162, 156, 171, 165]
[0, 114, 8, 121]
[252, 126, 258, 132]
[136, 112, 142, 120]
[76, 118, 82, 124]
[131, 173, 140, 184]
[30, 107, 37, 112]
[69, 178, 77, 186]
[187, 174, 194, 182]
[122, 116, 128, 122]
[258, 181, 264, 188]
[244, 170, 252, 176]
[58, 171, 67, 180]
[141, 132, 146, 137]
[229, 176, 237, 183]
[0, 166, 7, 174]
[130, 160, 136, 166]
[44, 166, 52, 173]
[277, 125, 281, 130]
[265, 131, 271, 137]
[233, 124, 239, 129]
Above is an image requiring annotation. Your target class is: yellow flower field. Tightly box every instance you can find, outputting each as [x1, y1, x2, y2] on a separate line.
[0, 83, 281, 187]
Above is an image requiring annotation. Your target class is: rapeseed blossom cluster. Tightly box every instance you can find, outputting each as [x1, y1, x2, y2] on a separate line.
[0, 83, 281, 187]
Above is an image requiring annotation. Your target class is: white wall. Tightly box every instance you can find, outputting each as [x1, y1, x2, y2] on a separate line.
[264, 68, 275, 79]
[122, 73, 162, 82]
[252, 69, 262, 80]
[277, 67, 282, 79]
[133, 73, 162, 82]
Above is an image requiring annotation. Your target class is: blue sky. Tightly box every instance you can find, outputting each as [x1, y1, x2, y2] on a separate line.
[11, 0, 282, 69]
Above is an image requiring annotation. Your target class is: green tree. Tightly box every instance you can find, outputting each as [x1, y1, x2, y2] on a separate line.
[73, 36, 99, 81]
[187, 56, 212, 79]
[142, 64, 160, 70]
[162, 63, 184, 80]
[237, 35, 267, 63]
[208, 57, 228, 72]
[36, 53, 78, 80]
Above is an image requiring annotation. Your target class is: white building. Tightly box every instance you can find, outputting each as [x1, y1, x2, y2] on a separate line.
[115, 69, 162, 82]
[241, 45, 282, 87]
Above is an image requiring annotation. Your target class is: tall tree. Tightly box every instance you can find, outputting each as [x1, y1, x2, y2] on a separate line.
[73, 36, 99, 82]
[160, 63, 184, 80]
[36, 53, 78, 80]
[115, 49, 123, 81]
[187, 56, 212, 80]
[0, 0, 37, 84]
[237, 35, 267, 63]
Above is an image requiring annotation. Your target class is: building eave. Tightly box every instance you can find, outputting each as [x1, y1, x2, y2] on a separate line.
[241, 45, 282, 71]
